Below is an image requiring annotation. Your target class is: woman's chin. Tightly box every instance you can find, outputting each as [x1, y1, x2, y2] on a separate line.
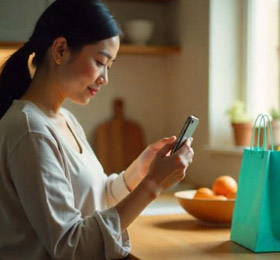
[69, 97, 91, 106]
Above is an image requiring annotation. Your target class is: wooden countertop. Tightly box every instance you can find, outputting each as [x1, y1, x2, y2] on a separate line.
[125, 214, 280, 260]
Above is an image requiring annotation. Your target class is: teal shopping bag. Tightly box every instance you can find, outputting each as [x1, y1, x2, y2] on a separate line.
[230, 114, 280, 252]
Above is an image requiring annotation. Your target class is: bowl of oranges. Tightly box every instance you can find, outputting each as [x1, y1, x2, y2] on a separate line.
[175, 175, 237, 224]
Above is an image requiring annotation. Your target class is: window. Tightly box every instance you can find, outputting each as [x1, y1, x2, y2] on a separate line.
[209, 0, 280, 147]
[246, 0, 280, 117]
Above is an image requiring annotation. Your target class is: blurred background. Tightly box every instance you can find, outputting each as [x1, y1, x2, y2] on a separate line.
[0, 0, 279, 189]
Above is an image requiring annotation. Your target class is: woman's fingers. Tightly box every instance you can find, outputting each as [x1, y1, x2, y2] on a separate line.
[157, 141, 176, 158]
[149, 136, 176, 151]
[169, 138, 194, 169]
[172, 138, 193, 156]
[185, 147, 194, 167]
[186, 137, 193, 147]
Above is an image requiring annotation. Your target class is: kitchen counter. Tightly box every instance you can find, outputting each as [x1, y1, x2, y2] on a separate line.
[140, 191, 185, 216]
[124, 213, 280, 260]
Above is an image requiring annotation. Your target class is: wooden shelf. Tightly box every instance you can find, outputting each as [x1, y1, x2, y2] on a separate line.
[0, 42, 180, 56]
[119, 44, 180, 55]
[0, 42, 22, 49]
[107, 0, 172, 2]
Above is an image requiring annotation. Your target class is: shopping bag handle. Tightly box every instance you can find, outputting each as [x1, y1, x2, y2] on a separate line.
[263, 114, 274, 150]
[250, 114, 274, 150]
[250, 114, 264, 150]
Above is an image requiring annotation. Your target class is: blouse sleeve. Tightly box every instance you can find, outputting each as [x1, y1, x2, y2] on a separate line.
[9, 133, 130, 260]
[104, 171, 131, 207]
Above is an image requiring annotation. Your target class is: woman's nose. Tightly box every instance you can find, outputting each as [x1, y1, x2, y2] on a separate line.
[97, 70, 108, 86]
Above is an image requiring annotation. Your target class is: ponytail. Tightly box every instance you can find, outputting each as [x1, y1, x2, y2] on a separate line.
[0, 44, 32, 119]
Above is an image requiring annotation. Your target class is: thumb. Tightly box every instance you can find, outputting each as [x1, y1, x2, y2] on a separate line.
[151, 136, 176, 151]
[157, 141, 176, 158]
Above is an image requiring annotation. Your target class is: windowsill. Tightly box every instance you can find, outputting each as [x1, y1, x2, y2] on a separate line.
[205, 144, 246, 156]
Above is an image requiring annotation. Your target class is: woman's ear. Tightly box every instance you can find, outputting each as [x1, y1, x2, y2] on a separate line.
[28, 52, 36, 78]
[51, 37, 69, 65]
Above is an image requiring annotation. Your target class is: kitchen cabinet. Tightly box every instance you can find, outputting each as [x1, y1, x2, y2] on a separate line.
[0, 0, 48, 42]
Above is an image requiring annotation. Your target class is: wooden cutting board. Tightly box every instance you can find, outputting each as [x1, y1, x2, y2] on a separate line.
[93, 98, 145, 174]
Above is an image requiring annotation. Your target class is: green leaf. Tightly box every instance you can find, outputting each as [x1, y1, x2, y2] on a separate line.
[226, 100, 252, 123]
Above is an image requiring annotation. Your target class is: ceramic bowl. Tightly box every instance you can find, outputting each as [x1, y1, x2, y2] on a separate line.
[123, 19, 154, 45]
[174, 190, 235, 224]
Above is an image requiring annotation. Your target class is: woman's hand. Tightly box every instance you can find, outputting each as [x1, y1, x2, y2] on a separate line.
[136, 136, 177, 178]
[124, 136, 194, 192]
[124, 136, 177, 191]
[143, 138, 194, 196]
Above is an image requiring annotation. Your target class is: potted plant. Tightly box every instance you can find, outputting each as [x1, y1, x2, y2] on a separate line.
[270, 108, 280, 147]
[226, 100, 253, 146]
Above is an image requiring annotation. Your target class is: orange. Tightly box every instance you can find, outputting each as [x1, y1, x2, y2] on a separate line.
[226, 191, 237, 199]
[194, 187, 215, 199]
[212, 175, 237, 196]
[212, 195, 227, 200]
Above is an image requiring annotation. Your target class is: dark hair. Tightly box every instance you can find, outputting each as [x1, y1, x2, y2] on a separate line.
[0, 0, 121, 119]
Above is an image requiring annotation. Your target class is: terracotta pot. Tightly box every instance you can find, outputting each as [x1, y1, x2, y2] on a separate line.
[231, 122, 253, 146]
[272, 119, 280, 147]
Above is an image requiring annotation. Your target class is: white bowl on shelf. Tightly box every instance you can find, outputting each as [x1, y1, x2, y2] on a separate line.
[123, 19, 154, 45]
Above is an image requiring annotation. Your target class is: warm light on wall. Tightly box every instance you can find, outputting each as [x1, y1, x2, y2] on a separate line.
[0, 48, 17, 68]
[0, 45, 35, 77]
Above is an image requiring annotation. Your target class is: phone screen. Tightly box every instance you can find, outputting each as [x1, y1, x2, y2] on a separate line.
[171, 115, 199, 154]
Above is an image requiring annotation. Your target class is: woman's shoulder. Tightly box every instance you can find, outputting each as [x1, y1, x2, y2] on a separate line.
[0, 100, 54, 139]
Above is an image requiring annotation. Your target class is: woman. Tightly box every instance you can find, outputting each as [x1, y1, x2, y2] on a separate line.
[0, 0, 194, 259]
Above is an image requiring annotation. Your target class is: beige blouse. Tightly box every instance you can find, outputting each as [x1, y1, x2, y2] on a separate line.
[0, 100, 131, 260]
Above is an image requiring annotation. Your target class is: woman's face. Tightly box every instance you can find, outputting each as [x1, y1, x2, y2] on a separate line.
[57, 35, 120, 105]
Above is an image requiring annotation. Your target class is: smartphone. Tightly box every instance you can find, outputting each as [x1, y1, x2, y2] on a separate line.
[171, 115, 199, 154]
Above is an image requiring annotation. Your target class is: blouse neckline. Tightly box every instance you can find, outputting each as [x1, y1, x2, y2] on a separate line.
[14, 99, 84, 155]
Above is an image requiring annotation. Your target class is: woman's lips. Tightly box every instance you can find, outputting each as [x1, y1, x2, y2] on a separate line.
[88, 87, 99, 96]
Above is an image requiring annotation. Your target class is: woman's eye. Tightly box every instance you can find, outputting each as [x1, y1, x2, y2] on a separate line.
[96, 60, 112, 71]
[96, 60, 105, 67]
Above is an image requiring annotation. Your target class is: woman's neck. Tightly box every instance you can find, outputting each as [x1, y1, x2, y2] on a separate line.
[21, 67, 65, 118]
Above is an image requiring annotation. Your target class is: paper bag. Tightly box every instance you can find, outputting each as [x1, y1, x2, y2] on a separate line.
[230, 114, 280, 252]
